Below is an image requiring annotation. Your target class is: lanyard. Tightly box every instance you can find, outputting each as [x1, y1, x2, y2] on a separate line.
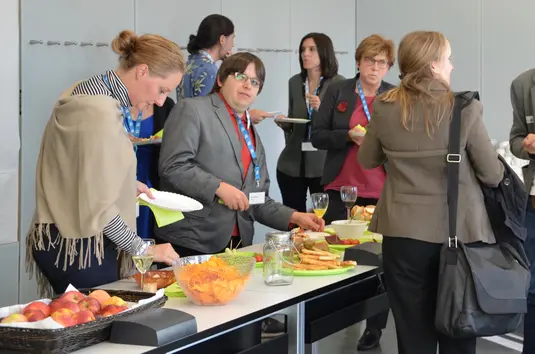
[233, 110, 261, 187]
[305, 76, 323, 119]
[305, 76, 323, 141]
[102, 73, 143, 137]
[199, 50, 215, 63]
[357, 79, 372, 122]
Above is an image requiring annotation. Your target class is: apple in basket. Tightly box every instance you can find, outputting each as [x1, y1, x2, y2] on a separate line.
[51, 308, 77, 327]
[73, 310, 96, 325]
[102, 296, 127, 308]
[78, 297, 101, 315]
[60, 290, 86, 303]
[1, 313, 28, 324]
[100, 305, 128, 317]
[24, 309, 47, 322]
[23, 301, 51, 317]
[88, 289, 111, 307]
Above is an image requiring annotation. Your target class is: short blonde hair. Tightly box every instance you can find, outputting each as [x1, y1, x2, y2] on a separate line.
[112, 30, 186, 77]
[355, 34, 395, 68]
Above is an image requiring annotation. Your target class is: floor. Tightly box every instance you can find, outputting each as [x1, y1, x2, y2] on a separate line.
[316, 315, 524, 353]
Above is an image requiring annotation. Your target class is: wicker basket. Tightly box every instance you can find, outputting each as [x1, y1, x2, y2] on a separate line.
[0, 289, 167, 353]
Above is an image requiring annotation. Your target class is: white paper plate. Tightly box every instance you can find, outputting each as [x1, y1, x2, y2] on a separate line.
[274, 117, 310, 124]
[306, 231, 331, 240]
[139, 190, 203, 212]
[134, 138, 162, 146]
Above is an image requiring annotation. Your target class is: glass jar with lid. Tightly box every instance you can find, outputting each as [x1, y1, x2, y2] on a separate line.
[263, 231, 298, 286]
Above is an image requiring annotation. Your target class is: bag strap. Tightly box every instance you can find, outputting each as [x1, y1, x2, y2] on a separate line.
[446, 94, 465, 248]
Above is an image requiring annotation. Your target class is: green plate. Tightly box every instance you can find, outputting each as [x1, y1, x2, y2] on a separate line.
[294, 266, 355, 276]
[326, 233, 382, 251]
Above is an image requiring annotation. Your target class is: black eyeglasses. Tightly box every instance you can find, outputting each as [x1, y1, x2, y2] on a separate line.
[363, 56, 390, 69]
[233, 72, 262, 88]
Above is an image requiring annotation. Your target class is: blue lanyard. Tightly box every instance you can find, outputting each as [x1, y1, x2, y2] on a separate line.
[305, 77, 323, 141]
[357, 79, 372, 122]
[102, 73, 143, 137]
[233, 110, 261, 187]
[305, 76, 323, 119]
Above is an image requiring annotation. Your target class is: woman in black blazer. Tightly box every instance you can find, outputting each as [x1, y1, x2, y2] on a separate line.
[132, 97, 175, 238]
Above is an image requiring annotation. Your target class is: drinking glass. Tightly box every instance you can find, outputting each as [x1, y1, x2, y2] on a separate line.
[311, 193, 329, 219]
[340, 186, 358, 220]
[132, 238, 155, 290]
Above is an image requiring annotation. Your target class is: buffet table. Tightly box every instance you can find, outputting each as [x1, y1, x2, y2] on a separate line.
[73, 244, 389, 354]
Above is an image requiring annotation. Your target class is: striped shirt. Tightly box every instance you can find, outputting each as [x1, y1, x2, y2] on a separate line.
[71, 70, 144, 255]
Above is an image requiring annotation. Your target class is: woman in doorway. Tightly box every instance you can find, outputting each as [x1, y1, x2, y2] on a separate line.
[130, 98, 174, 238]
[27, 30, 184, 296]
[178, 14, 235, 99]
[311, 34, 396, 351]
[276, 33, 344, 213]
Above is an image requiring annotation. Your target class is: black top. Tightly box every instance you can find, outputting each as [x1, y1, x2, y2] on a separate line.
[151, 97, 175, 190]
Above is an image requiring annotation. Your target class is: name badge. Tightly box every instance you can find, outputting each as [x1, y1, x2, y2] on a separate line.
[301, 142, 317, 151]
[249, 192, 265, 205]
[527, 116, 534, 124]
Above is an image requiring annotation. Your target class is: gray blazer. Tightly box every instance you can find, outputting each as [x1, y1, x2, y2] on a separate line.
[509, 68, 535, 193]
[358, 81, 504, 244]
[276, 74, 345, 178]
[157, 94, 295, 253]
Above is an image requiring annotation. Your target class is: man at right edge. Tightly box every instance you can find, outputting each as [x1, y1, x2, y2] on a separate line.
[509, 68, 535, 354]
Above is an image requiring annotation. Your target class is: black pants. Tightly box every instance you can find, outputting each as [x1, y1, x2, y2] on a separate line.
[323, 190, 378, 225]
[382, 236, 477, 354]
[32, 225, 120, 295]
[323, 191, 389, 330]
[276, 170, 323, 212]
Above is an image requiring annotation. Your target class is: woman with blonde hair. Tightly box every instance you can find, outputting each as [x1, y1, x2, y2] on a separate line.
[358, 31, 503, 353]
[27, 30, 185, 296]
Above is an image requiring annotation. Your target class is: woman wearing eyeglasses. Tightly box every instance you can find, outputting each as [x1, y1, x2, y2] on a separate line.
[311, 34, 395, 351]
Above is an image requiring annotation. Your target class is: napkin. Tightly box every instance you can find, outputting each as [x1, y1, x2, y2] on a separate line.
[153, 129, 164, 138]
[138, 189, 184, 227]
[164, 282, 186, 298]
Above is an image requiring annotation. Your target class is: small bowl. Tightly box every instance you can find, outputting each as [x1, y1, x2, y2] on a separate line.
[132, 270, 175, 289]
[173, 254, 255, 306]
[329, 220, 367, 239]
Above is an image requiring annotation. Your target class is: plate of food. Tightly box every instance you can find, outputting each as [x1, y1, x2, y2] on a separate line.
[288, 239, 356, 275]
[325, 231, 383, 251]
[131, 134, 162, 146]
[291, 227, 330, 241]
[132, 270, 175, 292]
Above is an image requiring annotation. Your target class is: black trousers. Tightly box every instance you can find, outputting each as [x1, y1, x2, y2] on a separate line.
[323, 191, 389, 330]
[382, 236, 477, 354]
[276, 170, 323, 212]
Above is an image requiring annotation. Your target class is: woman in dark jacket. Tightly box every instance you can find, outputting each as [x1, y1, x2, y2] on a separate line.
[311, 34, 396, 351]
[131, 97, 175, 238]
[276, 33, 344, 212]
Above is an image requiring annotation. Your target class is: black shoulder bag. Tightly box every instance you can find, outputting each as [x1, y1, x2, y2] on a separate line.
[435, 93, 531, 338]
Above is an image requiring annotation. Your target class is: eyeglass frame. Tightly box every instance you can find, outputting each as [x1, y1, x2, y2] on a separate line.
[361, 56, 392, 69]
[232, 71, 263, 88]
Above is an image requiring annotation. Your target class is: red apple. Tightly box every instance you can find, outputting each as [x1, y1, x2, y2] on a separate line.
[88, 290, 111, 307]
[72, 310, 95, 325]
[102, 296, 126, 308]
[24, 309, 47, 322]
[49, 299, 68, 313]
[23, 301, 50, 317]
[59, 301, 80, 314]
[50, 308, 76, 327]
[100, 305, 128, 317]
[77, 297, 101, 315]
[60, 290, 85, 303]
[1, 313, 28, 324]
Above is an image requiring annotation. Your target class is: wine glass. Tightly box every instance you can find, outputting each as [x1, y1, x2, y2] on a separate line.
[340, 186, 358, 220]
[311, 193, 329, 219]
[132, 238, 155, 290]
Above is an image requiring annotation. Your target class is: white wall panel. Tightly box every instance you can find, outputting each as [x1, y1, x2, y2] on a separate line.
[356, 0, 481, 93]
[19, 0, 135, 303]
[481, 0, 535, 140]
